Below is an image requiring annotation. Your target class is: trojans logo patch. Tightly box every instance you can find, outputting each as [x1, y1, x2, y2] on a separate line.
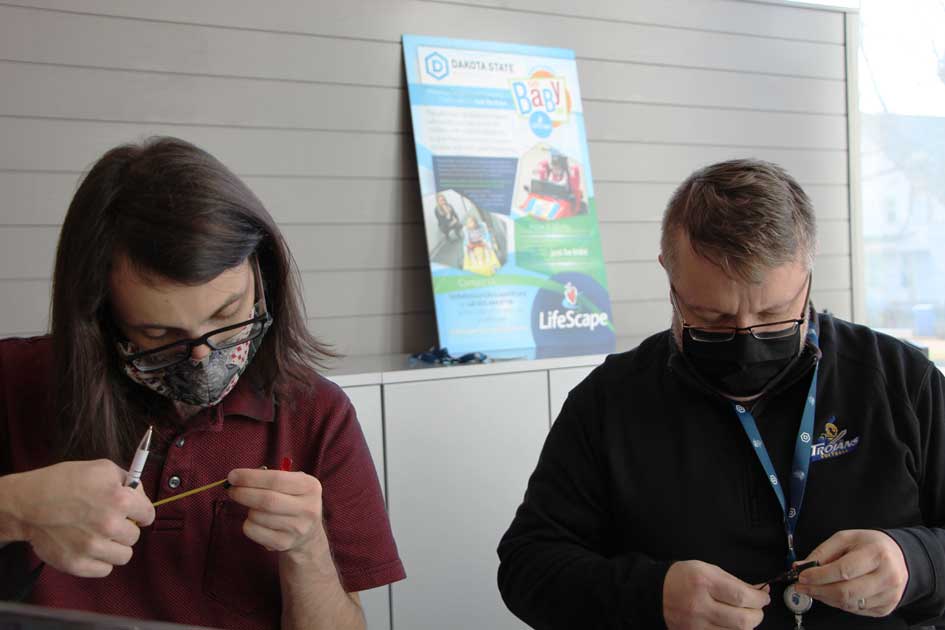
[810, 417, 860, 463]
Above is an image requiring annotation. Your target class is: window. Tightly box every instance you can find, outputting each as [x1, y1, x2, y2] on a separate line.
[859, 0, 945, 360]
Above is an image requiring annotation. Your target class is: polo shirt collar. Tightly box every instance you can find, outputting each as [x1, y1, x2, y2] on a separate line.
[220, 374, 275, 423]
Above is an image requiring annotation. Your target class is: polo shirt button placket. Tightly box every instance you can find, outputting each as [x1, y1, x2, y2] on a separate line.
[168, 475, 182, 489]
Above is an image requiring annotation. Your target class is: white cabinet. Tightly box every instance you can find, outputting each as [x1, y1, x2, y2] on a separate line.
[357, 586, 390, 630]
[332, 356, 603, 630]
[341, 384, 390, 630]
[384, 372, 550, 630]
[342, 384, 386, 498]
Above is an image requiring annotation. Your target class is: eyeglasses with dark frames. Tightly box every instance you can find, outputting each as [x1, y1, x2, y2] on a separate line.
[671, 273, 812, 343]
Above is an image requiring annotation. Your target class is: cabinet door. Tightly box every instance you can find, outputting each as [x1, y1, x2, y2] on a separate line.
[342, 384, 385, 498]
[548, 365, 599, 425]
[342, 384, 390, 630]
[385, 372, 549, 630]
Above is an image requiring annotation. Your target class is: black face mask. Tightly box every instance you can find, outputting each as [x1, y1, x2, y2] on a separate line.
[682, 327, 801, 398]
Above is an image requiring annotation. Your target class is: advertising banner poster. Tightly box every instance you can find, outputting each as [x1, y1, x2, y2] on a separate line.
[403, 35, 616, 358]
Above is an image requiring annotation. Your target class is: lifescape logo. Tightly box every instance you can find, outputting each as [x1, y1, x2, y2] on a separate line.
[538, 282, 609, 332]
[510, 70, 572, 138]
[562, 282, 578, 309]
[810, 418, 860, 462]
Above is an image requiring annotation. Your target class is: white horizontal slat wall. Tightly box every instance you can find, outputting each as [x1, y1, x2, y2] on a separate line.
[0, 0, 852, 356]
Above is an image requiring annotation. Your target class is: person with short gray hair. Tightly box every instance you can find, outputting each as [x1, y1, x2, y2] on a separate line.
[498, 159, 945, 629]
[661, 159, 817, 285]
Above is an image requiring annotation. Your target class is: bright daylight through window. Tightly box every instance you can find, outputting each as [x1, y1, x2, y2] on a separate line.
[859, 1, 945, 361]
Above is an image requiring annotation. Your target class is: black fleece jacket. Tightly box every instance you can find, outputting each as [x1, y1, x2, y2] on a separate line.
[498, 312, 945, 629]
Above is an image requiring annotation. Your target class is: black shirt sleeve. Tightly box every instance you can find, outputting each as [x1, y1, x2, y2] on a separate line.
[497, 377, 672, 629]
[885, 363, 945, 623]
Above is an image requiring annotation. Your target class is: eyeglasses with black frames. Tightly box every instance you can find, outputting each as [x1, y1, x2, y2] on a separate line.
[670, 273, 812, 343]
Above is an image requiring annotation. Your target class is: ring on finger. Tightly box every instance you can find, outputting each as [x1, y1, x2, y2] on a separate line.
[856, 597, 867, 610]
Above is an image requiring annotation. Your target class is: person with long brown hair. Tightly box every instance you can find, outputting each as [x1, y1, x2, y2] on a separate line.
[0, 137, 404, 629]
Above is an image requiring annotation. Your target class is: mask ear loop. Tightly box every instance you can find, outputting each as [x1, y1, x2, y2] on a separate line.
[668, 285, 692, 335]
[239, 255, 272, 387]
[250, 254, 270, 319]
[800, 271, 814, 328]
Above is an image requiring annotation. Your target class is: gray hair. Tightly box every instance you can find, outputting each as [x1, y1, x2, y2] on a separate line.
[660, 159, 817, 283]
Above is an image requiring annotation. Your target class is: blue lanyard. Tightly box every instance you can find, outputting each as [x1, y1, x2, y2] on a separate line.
[731, 327, 819, 564]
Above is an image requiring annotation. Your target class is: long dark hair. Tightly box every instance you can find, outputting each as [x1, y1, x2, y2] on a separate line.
[51, 137, 335, 462]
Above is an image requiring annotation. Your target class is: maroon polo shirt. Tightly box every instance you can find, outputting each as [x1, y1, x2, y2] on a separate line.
[0, 336, 405, 629]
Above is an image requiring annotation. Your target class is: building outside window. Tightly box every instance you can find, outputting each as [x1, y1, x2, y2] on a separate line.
[859, 0, 945, 360]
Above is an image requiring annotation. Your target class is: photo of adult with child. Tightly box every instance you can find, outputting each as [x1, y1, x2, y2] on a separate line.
[423, 190, 511, 277]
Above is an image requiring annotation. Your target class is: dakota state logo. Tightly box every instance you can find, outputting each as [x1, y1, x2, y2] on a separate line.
[810, 417, 860, 463]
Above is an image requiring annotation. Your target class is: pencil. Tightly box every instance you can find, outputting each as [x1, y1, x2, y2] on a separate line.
[152, 478, 230, 507]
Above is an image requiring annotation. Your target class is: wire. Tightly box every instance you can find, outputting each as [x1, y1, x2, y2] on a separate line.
[151, 478, 229, 507]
